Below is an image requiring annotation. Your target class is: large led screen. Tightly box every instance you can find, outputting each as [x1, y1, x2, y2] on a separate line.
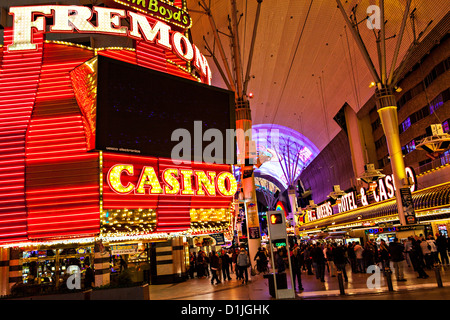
[95, 55, 236, 164]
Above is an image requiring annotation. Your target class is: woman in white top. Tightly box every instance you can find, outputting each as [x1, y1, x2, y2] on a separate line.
[420, 237, 433, 268]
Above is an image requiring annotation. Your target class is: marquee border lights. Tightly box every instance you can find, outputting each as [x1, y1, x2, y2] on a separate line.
[7, 4, 211, 84]
[44, 40, 201, 81]
[0, 4, 236, 246]
[100, 208, 158, 236]
[189, 207, 232, 233]
[299, 181, 450, 232]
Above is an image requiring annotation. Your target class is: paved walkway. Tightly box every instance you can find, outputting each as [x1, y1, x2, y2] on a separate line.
[149, 263, 450, 300]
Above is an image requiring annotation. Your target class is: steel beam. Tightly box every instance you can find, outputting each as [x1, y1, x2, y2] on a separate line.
[336, 0, 381, 84]
[387, 0, 412, 87]
[200, 0, 237, 96]
[243, 0, 263, 96]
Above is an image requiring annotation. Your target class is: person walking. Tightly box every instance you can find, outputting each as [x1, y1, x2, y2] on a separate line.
[189, 252, 196, 279]
[254, 247, 268, 274]
[404, 238, 413, 267]
[84, 263, 95, 289]
[427, 235, 439, 265]
[410, 236, 429, 279]
[332, 243, 348, 282]
[275, 249, 286, 273]
[378, 239, 390, 271]
[388, 238, 407, 282]
[347, 242, 357, 273]
[290, 247, 304, 291]
[311, 244, 325, 282]
[204, 252, 210, 278]
[363, 242, 375, 271]
[324, 244, 336, 277]
[232, 248, 239, 279]
[436, 232, 449, 265]
[196, 251, 205, 278]
[236, 248, 250, 284]
[227, 249, 234, 273]
[221, 250, 232, 281]
[303, 245, 314, 275]
[420, 237, 433, 269]
[353, 242, 364, 273]
[209, 251, 221, 285]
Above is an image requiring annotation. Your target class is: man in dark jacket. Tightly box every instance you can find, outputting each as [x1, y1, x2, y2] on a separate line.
[254, 247, 268, 274]
[290, 247, 304, 291]
[410, 236, 429, 279]
[332, 243, 348, 282]
[84, 263, 95, 289]
[221, 250, 232, 281]
[209, 251, 221, 285]
[388, 238, 407, 281]
[311, 244, 325, 282]
[435, 233, 449, 265]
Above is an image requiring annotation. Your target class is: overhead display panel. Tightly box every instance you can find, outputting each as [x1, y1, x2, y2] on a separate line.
[95, 55, 236, 164]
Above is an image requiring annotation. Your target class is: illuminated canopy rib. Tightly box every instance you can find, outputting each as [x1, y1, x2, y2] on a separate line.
[252, 124, 319, 190]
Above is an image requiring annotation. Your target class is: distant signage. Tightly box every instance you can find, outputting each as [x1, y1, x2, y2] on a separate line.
[364, 227, 396, 235]
[111, 243, 138, 255]
[396, 225, 423, 232]
[272, 239, 287, 247]
[105, 0, 192, 29]
[400, 187, 416, 224]
[248, 227, 261, 240]
[210, 233, 225, 245]
[245, 202, 260, 231]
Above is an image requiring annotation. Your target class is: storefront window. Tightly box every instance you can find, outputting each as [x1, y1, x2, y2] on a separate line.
[110, 243, 150, 285]
[21, 246, 93, 290]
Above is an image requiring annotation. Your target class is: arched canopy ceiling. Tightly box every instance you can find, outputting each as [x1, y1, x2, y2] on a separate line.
[187, 0, 450, 151]
[252, 124, 319, 189]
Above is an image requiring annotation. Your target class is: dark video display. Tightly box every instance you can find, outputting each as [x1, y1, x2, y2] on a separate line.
[95, 55, 236, 164]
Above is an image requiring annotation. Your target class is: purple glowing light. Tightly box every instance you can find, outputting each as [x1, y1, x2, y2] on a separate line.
[251, 124, 319, 189]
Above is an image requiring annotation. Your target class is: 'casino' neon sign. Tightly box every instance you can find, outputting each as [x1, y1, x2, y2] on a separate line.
[107, 164, 237, 197]
[7, 5, 211, 83]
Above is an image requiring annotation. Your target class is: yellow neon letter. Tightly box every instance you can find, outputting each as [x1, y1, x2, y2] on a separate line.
[107, 164, 135, 194]
[135, 166, 163, 194]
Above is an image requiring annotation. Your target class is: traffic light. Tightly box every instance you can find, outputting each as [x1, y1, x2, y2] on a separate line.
[270, 213, 283, 224]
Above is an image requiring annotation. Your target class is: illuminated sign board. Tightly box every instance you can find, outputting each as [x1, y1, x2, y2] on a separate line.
[316, 201, 333, 218]
[105, 0, 192, 29]
[111, 243, 138, 255]
[301, 167, 417, 224]
[364, 227, 396, 235]
[360, 167, 416, 205]
[337, 192, 357, 213]
[272, 239, 287, 247]
[304, 202, 333, 223]
[107, 164, 237, 197]
[7, 5, 211, 84]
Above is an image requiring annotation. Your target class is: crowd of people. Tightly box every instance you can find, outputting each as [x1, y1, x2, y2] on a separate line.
[186, 232, 450, 291]
[188, 247, 255, 285]
[288, 232, 450, 284]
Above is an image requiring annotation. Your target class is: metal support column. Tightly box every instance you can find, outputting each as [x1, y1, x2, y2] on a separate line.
[336, 0, 413, 225]
[375, 87, 407, 225]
